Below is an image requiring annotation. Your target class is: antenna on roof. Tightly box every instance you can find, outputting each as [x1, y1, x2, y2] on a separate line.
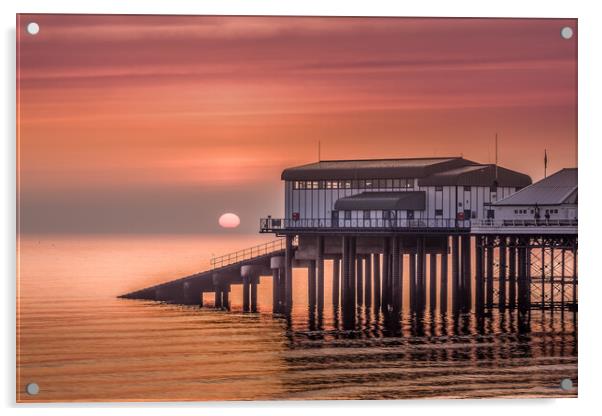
[318, 140, 321, 162]
[544, 149, 548, 178]
[495, 132, 499, 180]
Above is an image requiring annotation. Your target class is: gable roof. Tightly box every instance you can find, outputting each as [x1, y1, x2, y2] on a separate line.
[493, 168, 577, 206]
[282, 157, 475, 180]
[418, 164, 532, 187]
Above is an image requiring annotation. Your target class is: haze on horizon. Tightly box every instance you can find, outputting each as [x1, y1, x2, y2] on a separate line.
[17, 15, 577, 235]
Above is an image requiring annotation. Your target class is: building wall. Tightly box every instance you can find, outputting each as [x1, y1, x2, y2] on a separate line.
[493, 204, 578, 221]
[284, 179, 518, 224]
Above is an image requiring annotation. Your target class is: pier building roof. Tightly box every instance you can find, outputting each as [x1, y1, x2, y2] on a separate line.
[493, 168, 577, 206]
[334, 191, 426, 211]
[282, 156, 531, 188]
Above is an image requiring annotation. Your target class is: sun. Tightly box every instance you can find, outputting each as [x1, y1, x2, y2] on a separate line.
[218, 213, 241, 228]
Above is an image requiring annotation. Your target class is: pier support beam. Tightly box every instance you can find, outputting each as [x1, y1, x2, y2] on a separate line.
[356, 256, 364, 307]
[440, 243, 449, 312]
[316, 236, 325, 311]
[285, 235, 294, 311]
[486, 236, 494, 309]
[409, 252, 416, 311]
[416, 237, 426, 312]
[475, 236, 484, 313]
[373, 253, 381, 310]
[270, 256, 285, 313]
[382, 238, 391, 311]
[451, 235, 460, 312]
[332, 257, 340, 307]
[508, 237, 517, 308]
[460, 234, 472, 311]
[429, 253, 437, 311]
[392, 236, 401, 311]
[499, 237, 507, 309]
[241, 265, 262, 313]
[364, 254, 372, 308]
[308, 260, 316, 309]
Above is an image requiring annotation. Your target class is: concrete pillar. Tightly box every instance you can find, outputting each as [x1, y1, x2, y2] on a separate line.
[222, 285, 230, 310]
[317, 236, 325, 311]
[285, 235, 294, 310]
[440, 243, 448, 312]
[364, 254, 372, 308]
[212, 273, 222, 309]
[242, 276, 250, 312]
[241, 265, 262, 313]
[356, 256, 364, 306]
[429, 253, 437, 311]
[250, 277, 258, 313]
[332, 257, 340, 307]
[270, 256, 285, 313]
[373, 253, 381, 310]
[499, 237, 507, 309]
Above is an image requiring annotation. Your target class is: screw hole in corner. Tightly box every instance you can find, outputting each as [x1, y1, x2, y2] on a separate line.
[560, 26, 573, 40]
[25, 382, 39, 396]
[26, 22, 40, 35]
[560, 378, 573, 391]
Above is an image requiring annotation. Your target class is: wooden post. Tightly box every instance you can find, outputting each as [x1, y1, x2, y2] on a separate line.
[308, 260, 316, 308]
[364, 254, 372, 308]
[475, 236, 484, 312]
[499, 236, 507, 309]
[356, 256, 364, 306]
[451, 235, 460, 312]
[429, 253, 437, 311]
[317, 236, 325, 311]
[392, 236, 401, 311]
[373, 253, 381, 310]
[508, 237, 517, 308]
[332, 257, 340, 307]
[440, 242, 449, 312]
[382, 238, 391, 311]
[486, 236, 494, 309]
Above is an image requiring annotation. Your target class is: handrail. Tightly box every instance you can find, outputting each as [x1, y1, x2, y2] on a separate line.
[472, 219, 578, 227]
[210, 238, 287, 270]
[260, 217, 471, 230]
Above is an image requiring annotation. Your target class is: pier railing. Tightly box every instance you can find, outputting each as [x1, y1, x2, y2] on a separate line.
[260, 217, 471, 232]
[210, 238, 286, 270]
[472, 219, 578, 228]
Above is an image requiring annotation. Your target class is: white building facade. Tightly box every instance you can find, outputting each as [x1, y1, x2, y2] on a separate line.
[261, 157, 532, 231]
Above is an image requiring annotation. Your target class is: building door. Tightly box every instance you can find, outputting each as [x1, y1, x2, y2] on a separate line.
[331, 210, 339, 227]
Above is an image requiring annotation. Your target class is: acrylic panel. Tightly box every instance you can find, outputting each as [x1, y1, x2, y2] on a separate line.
[16, 14, 578, 402]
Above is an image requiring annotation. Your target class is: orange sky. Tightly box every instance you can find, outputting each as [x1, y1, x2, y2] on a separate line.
[17, 15, 577, 234]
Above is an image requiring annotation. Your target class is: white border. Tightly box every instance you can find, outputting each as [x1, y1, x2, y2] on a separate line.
[2, 0, 601, 414]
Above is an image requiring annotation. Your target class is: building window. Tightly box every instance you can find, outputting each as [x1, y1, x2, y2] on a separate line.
[458, 202, 463, 207]
[406, 179, 414, 188]
[386, 179, 393, 188]
[435, 186, 443, 192]
[383, 210, 390, 219]
[393, 179, 401, 188]
[435, 209, 443, 216]
[365, 180, 373, 189]
[363, 210, 370, 220]
[464, 186, 472, 191]
[344, 210, 351, 220]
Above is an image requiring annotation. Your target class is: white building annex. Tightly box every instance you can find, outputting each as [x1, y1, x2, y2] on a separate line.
[472, 168, 578, 234]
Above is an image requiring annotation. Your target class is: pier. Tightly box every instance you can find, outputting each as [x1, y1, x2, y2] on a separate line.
[120, 159, 577, 318]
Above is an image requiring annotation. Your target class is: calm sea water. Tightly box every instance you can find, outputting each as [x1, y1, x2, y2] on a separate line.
[17, 234, 577, 402]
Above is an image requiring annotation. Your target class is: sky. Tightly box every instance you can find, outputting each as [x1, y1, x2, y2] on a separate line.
[17, 15, 577, 234]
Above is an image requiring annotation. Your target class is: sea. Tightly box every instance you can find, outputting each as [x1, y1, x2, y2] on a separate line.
[16, 234, 577, 402]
